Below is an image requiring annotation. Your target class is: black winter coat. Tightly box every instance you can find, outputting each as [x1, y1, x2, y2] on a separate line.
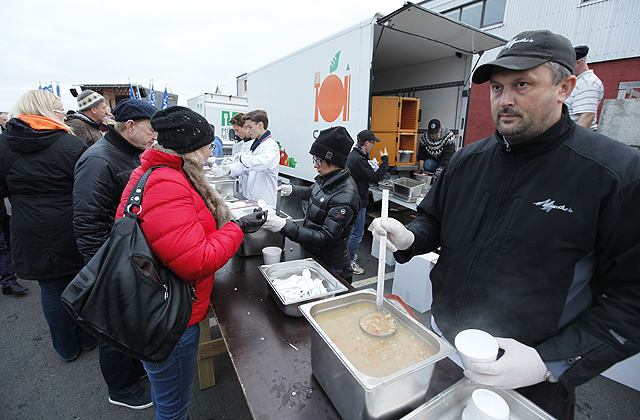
[346, 146, 389, 207]
[0, 118, 87, 280]
[282, 168, 360, 269]
[397, 109, 640, 387]
[73, 126, 145, 263]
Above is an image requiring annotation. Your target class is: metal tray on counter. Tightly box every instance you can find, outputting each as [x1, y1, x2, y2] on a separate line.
[399, 378, 556, 420]
[393, 177, 424, 200]
[259, 258, 348, 317]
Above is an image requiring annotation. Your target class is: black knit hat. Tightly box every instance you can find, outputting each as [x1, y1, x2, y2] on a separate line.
[309, 126, 354, 168]
[151, 106, 213, 154]
[77, 90, 105, 112]
[472, 30, 575, 84]
[113, 98, 157, 122]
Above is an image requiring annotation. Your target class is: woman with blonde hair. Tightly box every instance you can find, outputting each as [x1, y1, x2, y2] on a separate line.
[116, 106, 265, 419]
[0, 90, 97, 361]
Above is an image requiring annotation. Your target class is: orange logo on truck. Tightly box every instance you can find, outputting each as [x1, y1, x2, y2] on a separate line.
[314, 51, 350, 123]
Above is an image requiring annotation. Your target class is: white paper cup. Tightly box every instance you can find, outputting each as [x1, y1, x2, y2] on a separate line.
[262, 247, 282, 265]
[455, 329, 499, 370]
[462, 389, 510, 420]
[211, 167, 224, 177]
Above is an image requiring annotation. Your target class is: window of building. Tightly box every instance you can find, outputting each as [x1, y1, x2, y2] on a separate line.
[443, 0, 507, 28]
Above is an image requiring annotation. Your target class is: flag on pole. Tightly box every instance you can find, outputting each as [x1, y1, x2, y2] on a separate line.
[129, 79, 135, 99]
[135, 83, 141, 100]
[56, 83, 61, 98]
[148, 80, 156, 108]
[161, 85, 169, 109]
[43, 84, 53, 93]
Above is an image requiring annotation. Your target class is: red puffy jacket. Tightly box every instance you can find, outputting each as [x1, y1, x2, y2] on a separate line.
[117, 148, 243, 326]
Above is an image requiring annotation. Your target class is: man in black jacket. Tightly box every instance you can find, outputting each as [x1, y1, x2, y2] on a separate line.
[73, 98, 157, 409]
[345, 130, 389, 275]
[372, 30, 640, 420]
[261, 126, 360, 283]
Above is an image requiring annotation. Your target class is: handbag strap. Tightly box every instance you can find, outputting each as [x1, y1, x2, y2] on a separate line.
[124, 165, 170, 216]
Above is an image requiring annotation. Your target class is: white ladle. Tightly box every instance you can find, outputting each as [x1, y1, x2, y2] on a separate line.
[359, 189, 398, 337]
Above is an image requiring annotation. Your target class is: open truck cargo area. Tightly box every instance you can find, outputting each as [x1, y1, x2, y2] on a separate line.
[243, 3, 505, 182]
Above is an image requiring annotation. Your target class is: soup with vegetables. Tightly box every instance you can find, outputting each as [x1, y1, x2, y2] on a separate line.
[314, 301, 435, 377]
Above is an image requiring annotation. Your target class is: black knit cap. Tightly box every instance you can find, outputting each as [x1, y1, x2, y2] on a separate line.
[310, 126, 354, 168]
[151, 106, 213, 154]
[113, 98, 157, 122]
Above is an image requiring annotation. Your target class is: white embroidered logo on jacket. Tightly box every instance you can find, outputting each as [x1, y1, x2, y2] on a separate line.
[533, 199, 573, 213]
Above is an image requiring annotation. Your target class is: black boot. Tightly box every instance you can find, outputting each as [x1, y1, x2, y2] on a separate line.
[2, 282, 28, 295]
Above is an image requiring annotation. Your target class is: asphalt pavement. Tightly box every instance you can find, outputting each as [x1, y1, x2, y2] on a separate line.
[1, 200, 638, 420]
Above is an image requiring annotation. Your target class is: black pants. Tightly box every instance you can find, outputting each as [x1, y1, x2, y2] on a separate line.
[518, 381, 575, 420]
[333, 266, 353, 284]
[98, 341, 145, 397]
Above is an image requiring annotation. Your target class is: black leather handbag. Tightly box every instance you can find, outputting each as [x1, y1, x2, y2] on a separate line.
[62, 166, 195, 363]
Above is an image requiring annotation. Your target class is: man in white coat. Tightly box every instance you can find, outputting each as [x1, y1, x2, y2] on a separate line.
[223, 110, 279, 206]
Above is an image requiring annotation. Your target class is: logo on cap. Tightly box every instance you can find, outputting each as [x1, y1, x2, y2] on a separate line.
[325, 151, 333, 159]
[430, 123, 436, 129]
[503, 37, 534, 51]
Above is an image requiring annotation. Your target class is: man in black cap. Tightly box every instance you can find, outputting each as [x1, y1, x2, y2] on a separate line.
[72, 98, 158, 410]
[345, 130, 389, 275]
[66, 90, 109, 147]
[416, 118, 457, 176]
[261, 126, 361, 283]
[371, 30, 640, 420]
[565, 45, 604, 130]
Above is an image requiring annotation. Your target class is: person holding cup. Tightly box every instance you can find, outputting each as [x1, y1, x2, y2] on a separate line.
[371, 30, 640, 420]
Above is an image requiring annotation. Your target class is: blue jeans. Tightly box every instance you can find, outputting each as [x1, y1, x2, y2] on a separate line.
[143, 323, 200, 420]
[422, 158, 439, 173]
[348, 207, 367, 260]
[39, 276, 98, 361]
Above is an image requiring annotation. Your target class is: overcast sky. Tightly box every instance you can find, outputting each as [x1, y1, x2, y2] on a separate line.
[0, 0, 405, 113]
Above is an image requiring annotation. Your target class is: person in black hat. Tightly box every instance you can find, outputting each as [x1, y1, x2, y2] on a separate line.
[416, 118, 457, 176]
[565, 45, 604, 130]
[73, 97, 159, 410]
[114, 106, 265, 419]
[344, 129, 389, 275]
[261, 126, 361, 283]
[371, 29, 640, 420]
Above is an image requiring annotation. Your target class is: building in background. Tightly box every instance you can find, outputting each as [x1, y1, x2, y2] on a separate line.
[421, 0, 640, 144]
[69, 84, 178, 111]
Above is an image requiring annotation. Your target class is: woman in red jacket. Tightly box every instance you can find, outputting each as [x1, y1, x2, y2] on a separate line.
[117, 106, 265, 420]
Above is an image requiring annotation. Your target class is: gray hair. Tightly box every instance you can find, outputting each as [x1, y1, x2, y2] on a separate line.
[545, 62, 572, 85]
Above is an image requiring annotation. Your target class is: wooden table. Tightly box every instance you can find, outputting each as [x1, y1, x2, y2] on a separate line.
[208, 239, 463, 419]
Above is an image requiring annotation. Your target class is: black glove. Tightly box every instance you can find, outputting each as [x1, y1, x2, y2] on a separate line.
[232, 210, 267, 234]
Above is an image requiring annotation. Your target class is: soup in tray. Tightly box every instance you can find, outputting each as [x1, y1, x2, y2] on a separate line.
[314, 301, 435, 377]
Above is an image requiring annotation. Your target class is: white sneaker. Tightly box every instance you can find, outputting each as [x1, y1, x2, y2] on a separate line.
[350, 260, 364, 275]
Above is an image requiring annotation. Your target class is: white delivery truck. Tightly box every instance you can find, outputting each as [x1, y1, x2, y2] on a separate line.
[187, 92, 248, 153]
[241, 3, 505, 183]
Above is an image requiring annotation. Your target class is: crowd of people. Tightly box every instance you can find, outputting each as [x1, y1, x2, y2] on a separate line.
[0, 29, 637, 420]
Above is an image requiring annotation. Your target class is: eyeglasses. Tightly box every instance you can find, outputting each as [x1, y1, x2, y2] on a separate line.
[209, 142, 216, 151]
[312, 156, 323, 166]
[53, 109, 65, 114]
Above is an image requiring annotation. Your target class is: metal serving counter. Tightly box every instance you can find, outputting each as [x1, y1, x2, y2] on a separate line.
[209, 239, 465, 419]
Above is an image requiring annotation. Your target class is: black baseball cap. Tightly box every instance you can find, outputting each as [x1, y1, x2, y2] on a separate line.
[427, 119, 441, 135]
[574, 45, 589, 60]
[357, 130, 380, 142]
[472, 30, 575, 84]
